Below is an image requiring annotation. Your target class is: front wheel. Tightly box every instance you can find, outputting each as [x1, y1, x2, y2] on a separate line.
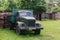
[34, 29, 41, 35]
[16, 26, 21, 35]
[16, 26, 25, 35]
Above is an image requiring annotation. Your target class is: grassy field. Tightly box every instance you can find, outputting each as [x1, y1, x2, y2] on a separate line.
[0, 20, 60, 40]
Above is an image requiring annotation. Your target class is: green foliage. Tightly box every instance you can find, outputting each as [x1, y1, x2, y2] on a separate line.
[0, 0, 46, 12]
[51, 0, 60, 12]
[0, 0, 9, 11]
[35, 0, 47, 13]
[21, 0, 36, 10]
[35, 6, 46, 13]
[21, 0, 46, 13]
[57, 0, 60, 7]
[52, 7, 60, 12]
[16, 0, 21, 9]
[6, 0, 21, 12]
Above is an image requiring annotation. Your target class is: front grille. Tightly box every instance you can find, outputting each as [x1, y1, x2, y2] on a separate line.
[27, 20, 35, 27]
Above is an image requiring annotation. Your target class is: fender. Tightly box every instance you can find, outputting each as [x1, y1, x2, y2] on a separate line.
[35, 21, 43, 29]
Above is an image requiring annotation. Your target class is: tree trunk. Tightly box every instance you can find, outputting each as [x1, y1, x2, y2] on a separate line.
[39, 13, 42, 20]
[36, 12, 42, 20]
[38, 13, 39, 20]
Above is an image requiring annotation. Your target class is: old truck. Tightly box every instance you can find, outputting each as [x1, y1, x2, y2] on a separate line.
[7, 10, 43, 35]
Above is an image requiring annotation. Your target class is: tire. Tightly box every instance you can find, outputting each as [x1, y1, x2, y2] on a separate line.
[16, 26, 25, 35]
[16, 26, 21, 35]
[9, 23, 15, 30]
[34, 29, 41, 35]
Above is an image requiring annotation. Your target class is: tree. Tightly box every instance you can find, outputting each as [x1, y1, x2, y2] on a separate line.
[21, 0, 32, 9]
[0, 0, 9, 12]
[21, 0, 46, 20]
[34, 0, 47, 20]
[16, 0, 21, 9]
[52, 7, 60, 12]
[6, 0, 21, 12]
[35, 0, 46, 12]
[51, 0, 60, 12]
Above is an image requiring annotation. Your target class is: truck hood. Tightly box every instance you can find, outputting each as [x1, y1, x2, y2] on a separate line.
[22, 17, 36, 20]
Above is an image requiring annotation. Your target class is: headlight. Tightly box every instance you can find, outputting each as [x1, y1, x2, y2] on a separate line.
[35, 23, 40, 27]
[35, 23, 41, 27]
[17, 22, 26, 27]
[21, 24, 26, 27]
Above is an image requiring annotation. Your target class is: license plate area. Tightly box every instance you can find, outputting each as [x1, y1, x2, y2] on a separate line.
[29, 27, 36, 30]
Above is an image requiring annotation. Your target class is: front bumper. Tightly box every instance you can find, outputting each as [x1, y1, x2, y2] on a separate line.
[19, 26, 43, 30]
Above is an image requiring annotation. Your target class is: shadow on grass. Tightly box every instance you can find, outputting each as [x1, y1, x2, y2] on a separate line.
[15, 31, 44, 38]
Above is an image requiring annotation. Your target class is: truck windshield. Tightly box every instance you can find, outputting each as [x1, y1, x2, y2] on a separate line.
[19, 12, 33, 17]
